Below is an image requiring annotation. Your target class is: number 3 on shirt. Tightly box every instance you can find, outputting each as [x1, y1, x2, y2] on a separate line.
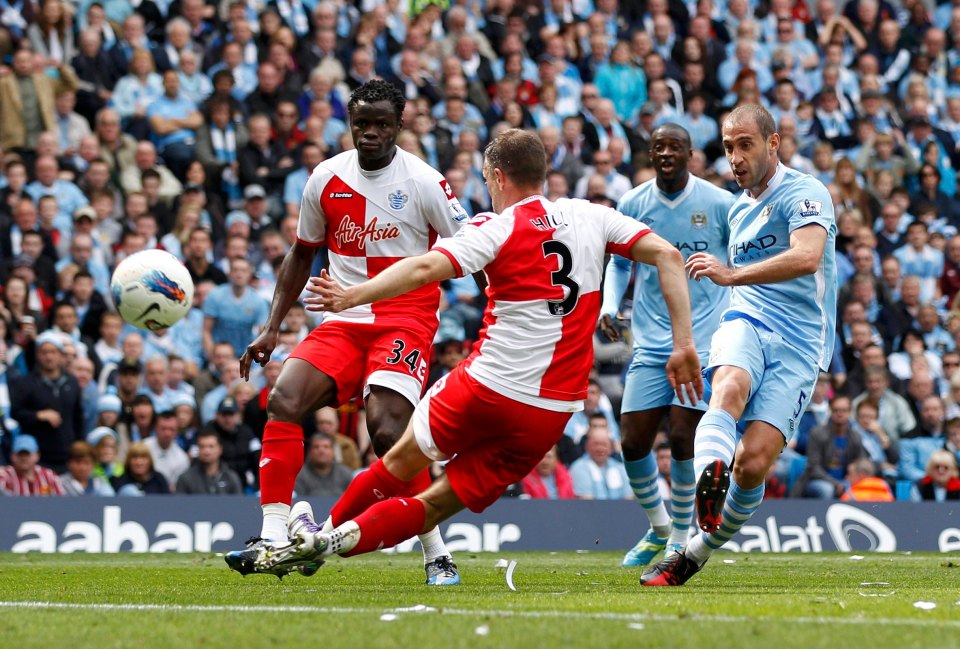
[543, 240, 580, 316]
[386, 339, 427, 380]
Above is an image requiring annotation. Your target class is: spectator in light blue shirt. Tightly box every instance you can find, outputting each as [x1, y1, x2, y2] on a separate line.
[203, 256, 269, 359]
[110, 48, 163, 134]
[177, 49, 212, 105]
[894, 221, 944, 304]
[593, 41, 647, 124]
[283, 141, 325, 220]
[207, 42, 258, 101]
[55, 232, 111, 297]
[569, 426, 633, 500]
[147, 70, 203, 181]
[674, 93, 718, 151]
[26, 156, 89, 228]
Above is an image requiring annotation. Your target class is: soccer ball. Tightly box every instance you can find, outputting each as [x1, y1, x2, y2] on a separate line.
[110, 249, 194, 331]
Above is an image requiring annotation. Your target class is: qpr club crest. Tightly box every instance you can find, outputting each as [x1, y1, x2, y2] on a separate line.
[690, 211, 707, 230]
[388, 190, 409, 210]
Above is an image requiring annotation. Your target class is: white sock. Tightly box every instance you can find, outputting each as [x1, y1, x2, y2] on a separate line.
[418, 526, 449, 563]
[685, 532, 712, 565]
[260, 503, 290, 541]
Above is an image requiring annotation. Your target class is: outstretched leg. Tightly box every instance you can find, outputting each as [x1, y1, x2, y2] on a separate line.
[365, 386, 456, 583]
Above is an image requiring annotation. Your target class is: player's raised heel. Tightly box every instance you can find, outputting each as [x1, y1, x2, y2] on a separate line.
[286, 502, 326, 576]
[621, 529, 668, 567]
[696, 459, 730, 533]
[288, 501, 323, 538]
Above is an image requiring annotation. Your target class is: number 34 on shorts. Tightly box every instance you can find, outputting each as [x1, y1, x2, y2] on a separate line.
[385, 338, 427, 381]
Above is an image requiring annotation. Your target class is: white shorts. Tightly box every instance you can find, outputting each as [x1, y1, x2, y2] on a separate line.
[706, 316, 819, 443]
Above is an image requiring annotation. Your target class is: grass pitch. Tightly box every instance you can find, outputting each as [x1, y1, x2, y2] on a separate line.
[1, 551, 957, 649]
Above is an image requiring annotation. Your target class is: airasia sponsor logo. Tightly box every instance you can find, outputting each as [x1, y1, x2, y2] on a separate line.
[333, 215, 400, 250]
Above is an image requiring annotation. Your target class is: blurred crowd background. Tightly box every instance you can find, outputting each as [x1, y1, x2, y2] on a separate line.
[1, 0, 959, 503]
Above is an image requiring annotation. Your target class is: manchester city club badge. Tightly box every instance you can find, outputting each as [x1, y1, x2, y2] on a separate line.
[691, 211, 707, 230]
[759, 202, 775, 224]
[388, 190, 408, 210]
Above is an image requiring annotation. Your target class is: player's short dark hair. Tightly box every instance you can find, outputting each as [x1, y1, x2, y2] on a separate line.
[156, 410, 177, 422]
[348, 79, 405, 121]
[725, 104, 776, 140]
[73, 269, 94, 282]
[651, 123, 692, 149]
[483, 128, 547, 189]
[141, 168, 161, 183]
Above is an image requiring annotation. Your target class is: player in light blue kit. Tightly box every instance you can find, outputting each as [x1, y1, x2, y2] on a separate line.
[600, 124, 734, 568]
[642, 105, 837, 586]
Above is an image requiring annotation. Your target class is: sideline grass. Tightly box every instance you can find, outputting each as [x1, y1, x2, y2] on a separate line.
[1, 551, 957, 649]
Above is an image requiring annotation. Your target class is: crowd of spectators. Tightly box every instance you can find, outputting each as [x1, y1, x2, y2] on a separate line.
[1, 0, 960, 503]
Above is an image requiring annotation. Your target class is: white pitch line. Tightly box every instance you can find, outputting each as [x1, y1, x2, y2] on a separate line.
[0, 601, 955, 629]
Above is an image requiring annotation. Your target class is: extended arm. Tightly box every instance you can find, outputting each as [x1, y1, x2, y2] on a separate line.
[686, 223, 827, 287]
[597, 254, 632, 342]
[600, 254, 632, 319]
[305, 251, 457, 312]
[238, 242, 318, 379]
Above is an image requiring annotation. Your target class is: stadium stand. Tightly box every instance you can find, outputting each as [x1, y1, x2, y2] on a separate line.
[1, 0, 960, 504]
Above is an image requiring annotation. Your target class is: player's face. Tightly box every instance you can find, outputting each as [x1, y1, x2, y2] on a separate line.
[349, 99, 400, 171]
[722, 117, 779, 194]
[649, 130, 691, 188]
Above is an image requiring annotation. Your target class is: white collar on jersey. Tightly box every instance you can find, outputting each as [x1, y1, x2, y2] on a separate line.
[652, 174, 695, 209]
[744, 162, 786, 202]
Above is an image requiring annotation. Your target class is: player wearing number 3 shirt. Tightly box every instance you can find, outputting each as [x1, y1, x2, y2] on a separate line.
[225, 81, 467, 584]
[249, 129, 703, 571]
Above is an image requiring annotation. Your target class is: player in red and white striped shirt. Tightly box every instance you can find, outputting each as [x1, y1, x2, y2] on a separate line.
[0, 434, 65, 496]
[253, 129, 702, 571]
[226, 81, 467, 583]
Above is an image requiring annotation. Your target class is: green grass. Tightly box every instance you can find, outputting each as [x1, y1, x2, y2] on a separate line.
[0, 551, 958, 649]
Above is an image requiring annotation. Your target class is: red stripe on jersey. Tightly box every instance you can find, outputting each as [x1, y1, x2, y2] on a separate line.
[465, 296, 498, 368]
[439, 178, 455, 200]
[434, 246, 464, 277]
[366, 256, 441, 325]
[296, 236, 324, 248]
[538, 290, 600, 400]
[320, 176, 402, 256]
[605, 229, 652, 258]
[485, 200, 564, 303]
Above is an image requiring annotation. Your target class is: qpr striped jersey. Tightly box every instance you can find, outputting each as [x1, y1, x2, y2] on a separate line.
[433, 196, 651, 412]
[297, 148, 468, 327]
[0, 465, 65, 496]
